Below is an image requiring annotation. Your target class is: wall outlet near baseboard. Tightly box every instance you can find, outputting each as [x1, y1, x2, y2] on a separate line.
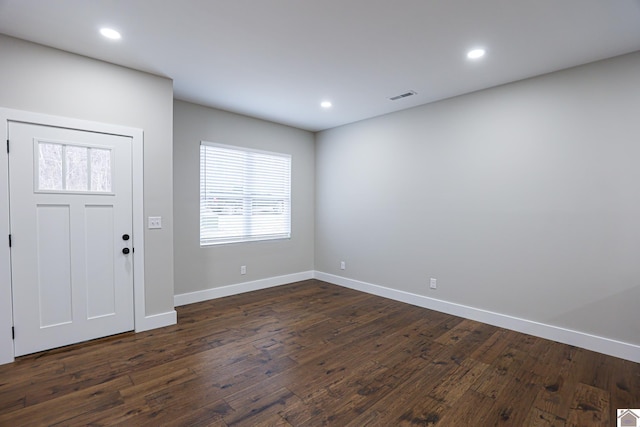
[240, 265, 246, 275]
[430, 278, 437, 289]
[340, 261, 346, 270]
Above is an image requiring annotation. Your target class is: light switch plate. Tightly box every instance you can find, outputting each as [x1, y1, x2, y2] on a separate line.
[148, 216, 162, 229]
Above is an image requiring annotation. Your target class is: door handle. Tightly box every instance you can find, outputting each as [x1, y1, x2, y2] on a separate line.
[122, 248, 130, 255]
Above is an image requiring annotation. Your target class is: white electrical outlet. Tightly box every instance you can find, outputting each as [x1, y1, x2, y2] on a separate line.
[240, 265, 246, 275]
[340, 261, 346, 270]
[430, 278, 437, 289]
[148, 216, 162, 229]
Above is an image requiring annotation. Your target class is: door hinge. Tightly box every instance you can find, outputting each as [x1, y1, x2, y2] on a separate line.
[8, 234, 11, 248]
[12, 327, 15, 340]
[6, 140, 8, 154]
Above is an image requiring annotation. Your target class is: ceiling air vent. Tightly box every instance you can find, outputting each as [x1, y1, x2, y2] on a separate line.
[389, 90, 417, 101]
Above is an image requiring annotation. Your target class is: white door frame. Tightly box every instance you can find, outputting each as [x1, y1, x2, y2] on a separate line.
[0, 108, 146, 364]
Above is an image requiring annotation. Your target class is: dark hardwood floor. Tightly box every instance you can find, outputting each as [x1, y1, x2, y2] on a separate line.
[0, 279, 638, 426]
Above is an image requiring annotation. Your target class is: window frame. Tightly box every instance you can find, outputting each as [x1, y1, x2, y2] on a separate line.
[199, 141, 292, 246]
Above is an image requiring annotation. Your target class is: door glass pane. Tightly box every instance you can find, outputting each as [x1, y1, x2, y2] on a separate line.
[90, 148, 112, 192]
[37, 141, 113, 193]
[38, 143, 63, 190]
[65, 146, 88, 191]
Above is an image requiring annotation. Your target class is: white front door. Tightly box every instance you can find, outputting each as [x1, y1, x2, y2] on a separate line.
[9, 121, 134, 356]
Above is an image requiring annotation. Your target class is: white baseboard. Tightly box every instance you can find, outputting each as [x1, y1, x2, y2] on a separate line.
[171, 270, 640, 363]
[174, 271, 315, 307]
[135, 310, 177, 332]
[314, 271, 640, 363]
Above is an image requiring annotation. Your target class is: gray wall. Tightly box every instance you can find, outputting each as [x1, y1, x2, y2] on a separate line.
[173, 100, 315, 295]
[0, 35, 175, 316]
[316, 52, 640, 346]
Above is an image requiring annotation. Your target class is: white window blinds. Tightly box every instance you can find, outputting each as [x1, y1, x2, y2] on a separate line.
[200, 142, 291, 246]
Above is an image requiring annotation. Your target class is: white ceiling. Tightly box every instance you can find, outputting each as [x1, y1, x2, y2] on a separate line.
[1, 0, 640, 132]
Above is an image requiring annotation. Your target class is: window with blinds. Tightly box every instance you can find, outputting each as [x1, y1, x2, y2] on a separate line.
[200, 142, 291, 246]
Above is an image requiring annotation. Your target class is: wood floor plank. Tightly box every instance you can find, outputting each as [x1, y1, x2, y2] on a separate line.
[294, 362, 395, 426]
[526, 407, 567, 427]
[483, 369, 542, 426]
[145, 399, 231, 427]
[428, 357, 490, 406]
[470, 329, 511, 364]
[436, 389, 497, 426]
[348, 395, 447, 427]
[0, 376, 130, 426]
[532, 349, 581, 421]
[42, 368, 198, 426]
[223, 380, 297, 426]
[565, 383, 610, 427]
[0, 279, 638, 426]
[610, 359, 640, 415]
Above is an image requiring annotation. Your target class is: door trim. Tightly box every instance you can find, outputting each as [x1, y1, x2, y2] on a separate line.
[0, 108, 146, 364]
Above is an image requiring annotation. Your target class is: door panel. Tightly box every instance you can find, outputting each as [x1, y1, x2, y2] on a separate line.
[36, 204, 73, 327]
[9, 122, 134, 356]
[85, 205, 116, 319]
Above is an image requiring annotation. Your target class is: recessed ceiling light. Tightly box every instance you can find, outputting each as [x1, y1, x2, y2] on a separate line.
[320, 101, 332, 108]
[467, 48, 486, 59]
[100, 28, 121, 40]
